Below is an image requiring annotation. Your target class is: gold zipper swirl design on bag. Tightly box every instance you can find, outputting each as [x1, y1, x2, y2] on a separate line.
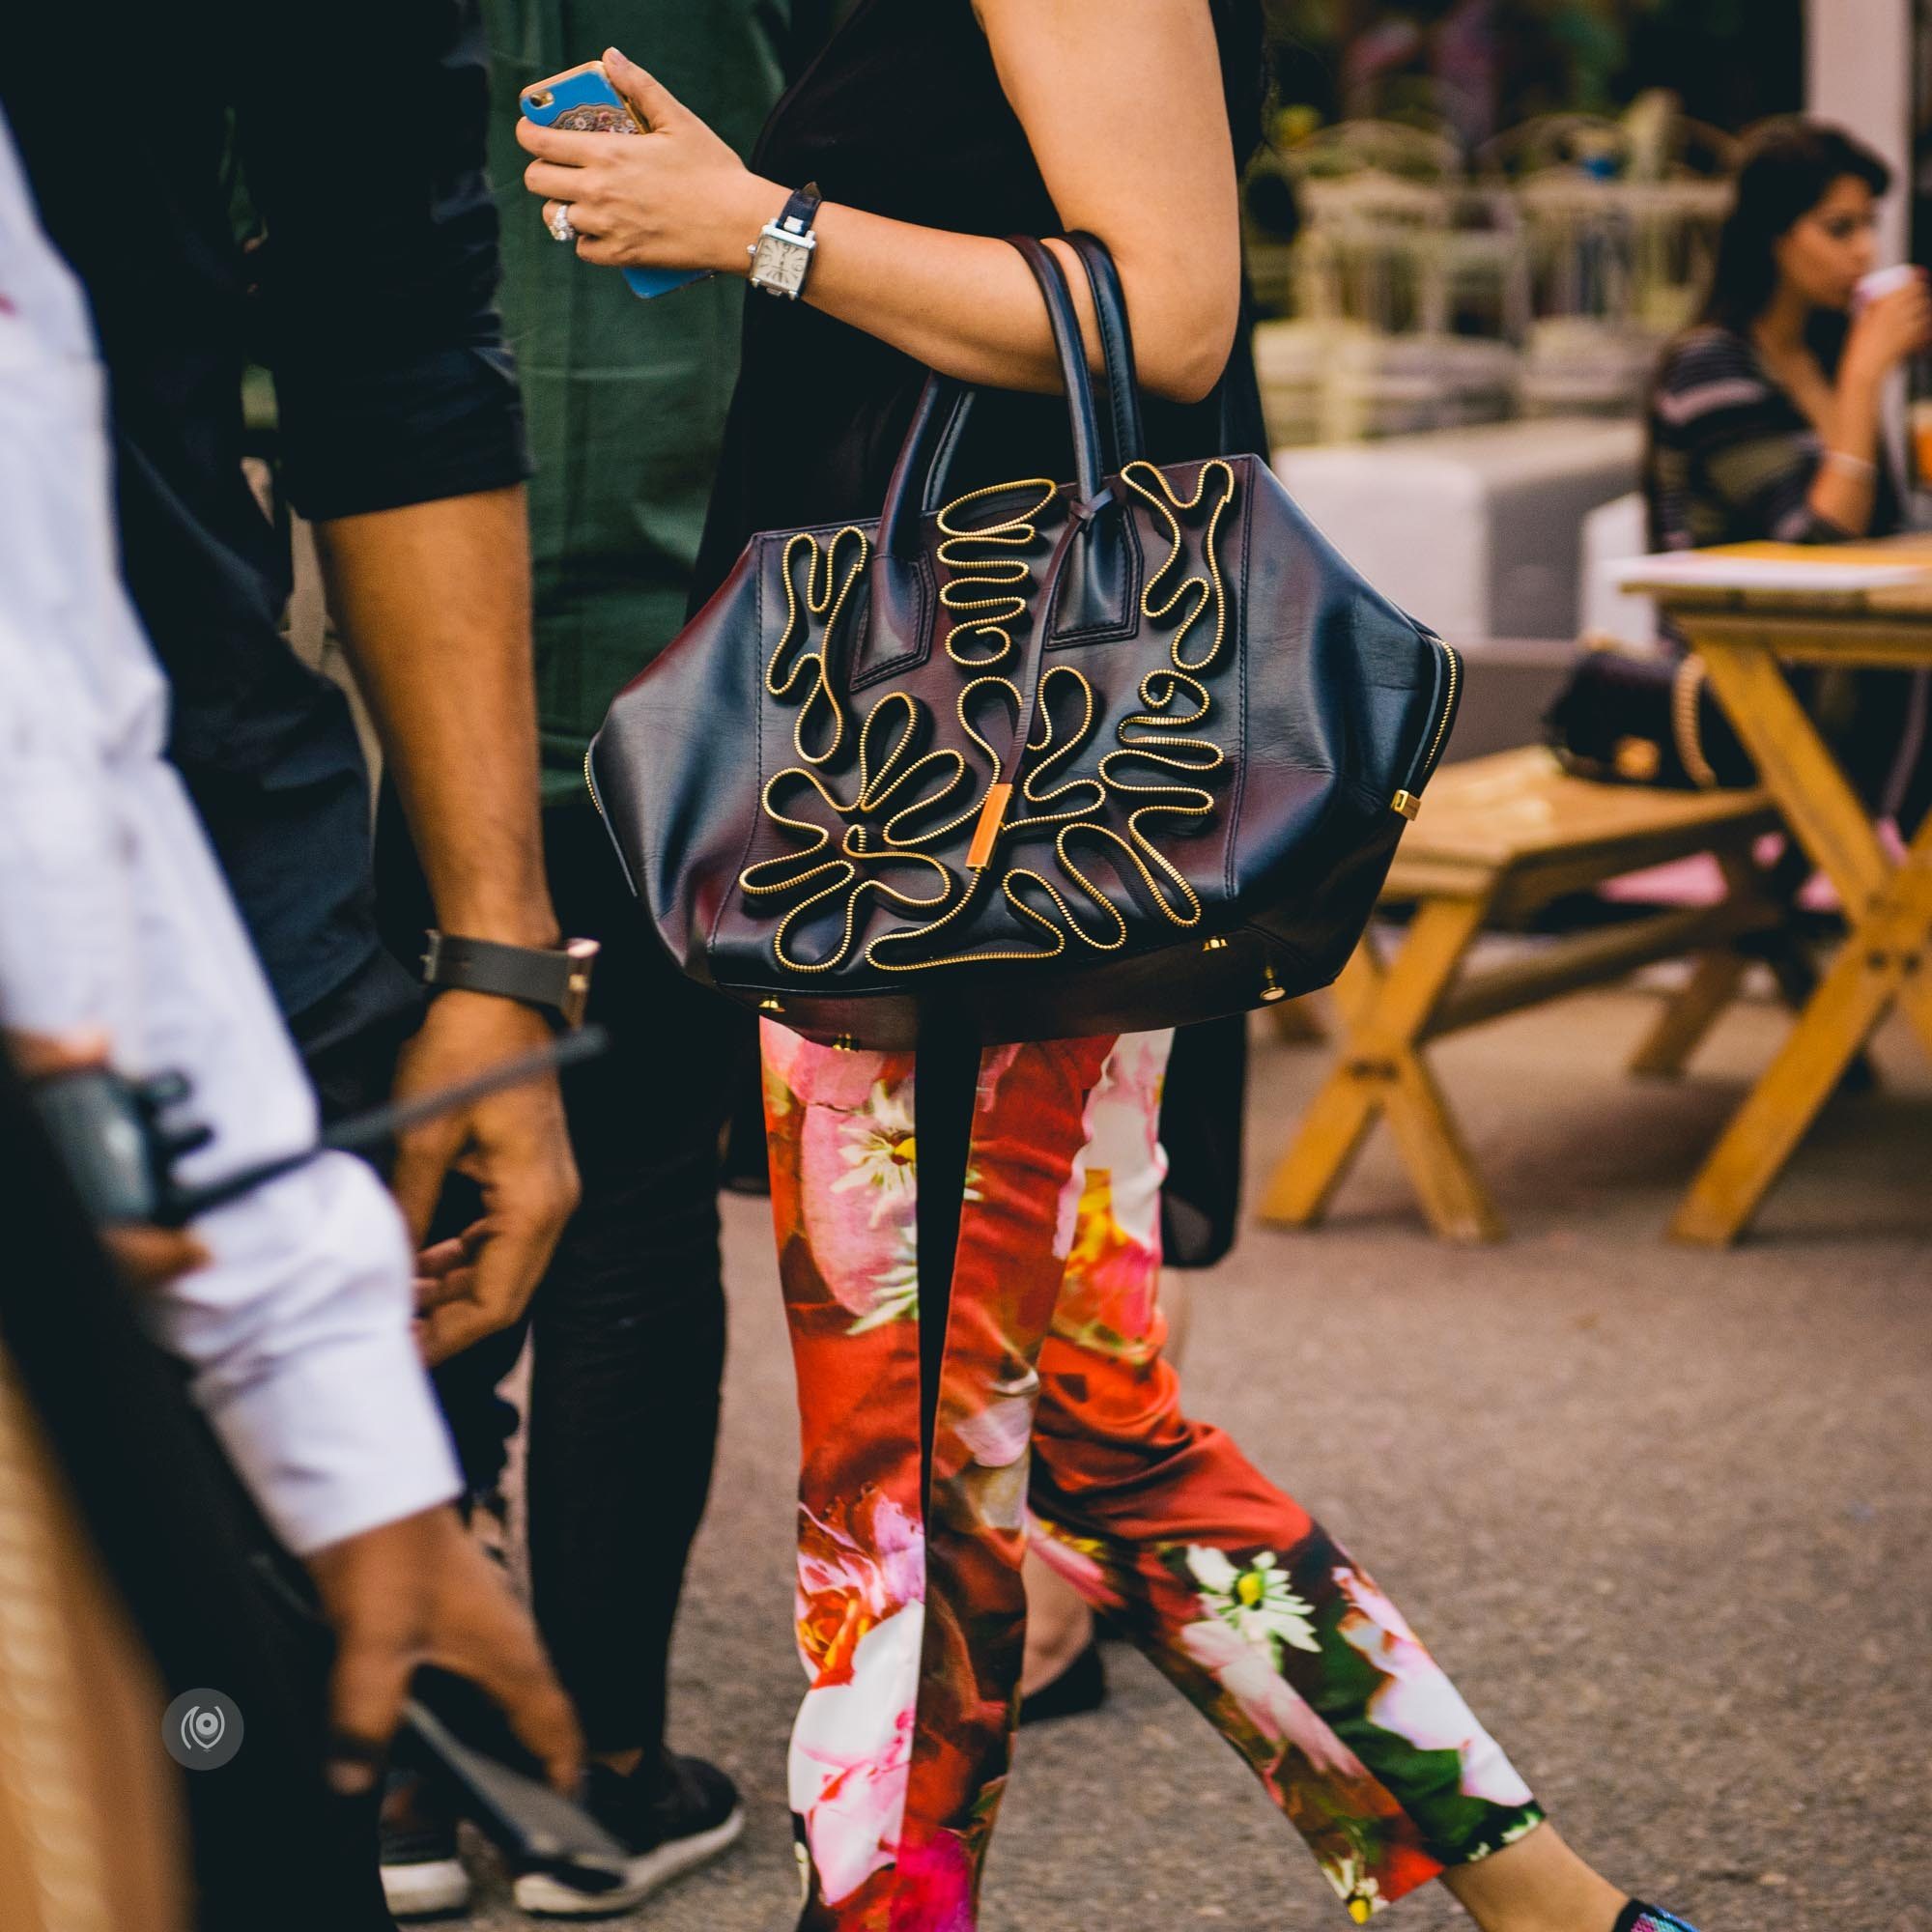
[934, 479, 1058, 668]
[767, 526, 871, 766]
[738, 463, 1239, 974]
[1122, 458, 1236, 671]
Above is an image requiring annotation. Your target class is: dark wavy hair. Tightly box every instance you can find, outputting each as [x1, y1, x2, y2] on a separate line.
[1700, 119, 1892, 336]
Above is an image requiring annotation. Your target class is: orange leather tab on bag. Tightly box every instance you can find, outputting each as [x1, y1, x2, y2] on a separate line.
[966, 783, 1012, 870]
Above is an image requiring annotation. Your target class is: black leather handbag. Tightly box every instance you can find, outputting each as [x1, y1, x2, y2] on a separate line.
[1546, 643, 1754, 789]
[588, 234, 1462, 1049]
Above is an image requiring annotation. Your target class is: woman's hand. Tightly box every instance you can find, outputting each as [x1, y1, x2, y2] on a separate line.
[1844, 272, 1932, 384]
[515, 47, 781, 276]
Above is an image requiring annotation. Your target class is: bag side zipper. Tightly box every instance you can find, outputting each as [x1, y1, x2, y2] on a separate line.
[1391, 637, 1460, 820]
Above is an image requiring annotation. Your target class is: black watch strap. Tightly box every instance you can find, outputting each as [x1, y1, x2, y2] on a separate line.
[781, 181, 822, 234]
[420, 932, 600, 1029]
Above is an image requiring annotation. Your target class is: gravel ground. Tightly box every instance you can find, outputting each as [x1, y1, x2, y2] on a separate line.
[457, 980, 1932, 1932]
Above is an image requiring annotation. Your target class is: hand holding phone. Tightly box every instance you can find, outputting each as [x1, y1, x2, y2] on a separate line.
[519, 62, 708, 300]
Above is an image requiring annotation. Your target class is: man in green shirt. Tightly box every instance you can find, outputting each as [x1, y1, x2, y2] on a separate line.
[376, 5, 798, 1917]
[493, 9, 793, 798]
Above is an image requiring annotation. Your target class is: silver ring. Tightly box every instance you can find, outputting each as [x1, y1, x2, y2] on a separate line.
[547, 205, 576, 244]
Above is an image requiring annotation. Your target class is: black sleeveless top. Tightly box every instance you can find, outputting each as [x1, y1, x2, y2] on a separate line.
[690, 0, 1267, 607]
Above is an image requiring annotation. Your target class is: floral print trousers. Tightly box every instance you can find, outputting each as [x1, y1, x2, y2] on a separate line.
[761, 1024, 1544, 1931]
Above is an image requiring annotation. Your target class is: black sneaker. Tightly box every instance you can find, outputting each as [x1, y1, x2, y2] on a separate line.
[379, 1772, 470, 1919]
[513, 1751, 745, 1918]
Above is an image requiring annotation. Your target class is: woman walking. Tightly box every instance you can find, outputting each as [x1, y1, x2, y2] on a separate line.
[517, 6, 1706, 1928]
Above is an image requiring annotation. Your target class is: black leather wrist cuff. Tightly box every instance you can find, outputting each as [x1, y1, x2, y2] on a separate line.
[420, 932, 600, 1028]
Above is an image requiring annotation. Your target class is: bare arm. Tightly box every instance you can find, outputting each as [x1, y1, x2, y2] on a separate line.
[314, 489, 579, 1364]
[515, 3, 1243, 405]
[1807, 280, 1932, 534]
[314, 488, 554, 950]
[1807, 369, 1884, 536]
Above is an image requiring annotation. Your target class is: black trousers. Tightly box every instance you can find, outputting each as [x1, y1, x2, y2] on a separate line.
[339, 796, 750, 1758]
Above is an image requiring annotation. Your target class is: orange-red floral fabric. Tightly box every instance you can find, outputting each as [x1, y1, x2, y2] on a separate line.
[762, 1024, 1542, 1930]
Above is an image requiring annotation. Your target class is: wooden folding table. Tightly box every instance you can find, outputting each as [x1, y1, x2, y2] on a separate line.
[1622, 538, 1932, 1243]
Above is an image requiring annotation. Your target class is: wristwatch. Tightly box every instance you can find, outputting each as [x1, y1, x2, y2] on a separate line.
[420, 932, 601, 1030]
[747, 183, 821, 299]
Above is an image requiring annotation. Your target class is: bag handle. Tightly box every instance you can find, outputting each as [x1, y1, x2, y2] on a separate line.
[1064, 230, 1145, 469]
[876, 374, 968, 559]
[879, 235, 1114, 560]
[1009, 234, 1110, 499]
[900, 236, 1142, 520]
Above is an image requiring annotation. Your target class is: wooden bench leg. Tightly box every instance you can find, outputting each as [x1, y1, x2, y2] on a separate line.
[1629, 949, 1749, 1079]
[1381, 1050, 1506, 1243]
[1260, 896, 1502, 1242]
[1257, 937, 1390, 1225]
[1632, 846, 1788, 1079]
[1258, 1051, 1382, 1226]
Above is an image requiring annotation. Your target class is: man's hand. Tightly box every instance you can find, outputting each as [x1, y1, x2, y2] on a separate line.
[8, 1029, 211, 1290]
[388, 991, 579, 1365]
[309, 487, 576, 1359]
[306, 1504, 583, 1796]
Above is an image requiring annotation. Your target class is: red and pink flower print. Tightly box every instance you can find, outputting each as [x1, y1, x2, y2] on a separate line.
[764, 1027, 1544, 1929]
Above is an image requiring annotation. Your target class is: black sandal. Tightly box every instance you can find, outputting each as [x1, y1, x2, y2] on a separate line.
[1016, 1641, 1107, 1727]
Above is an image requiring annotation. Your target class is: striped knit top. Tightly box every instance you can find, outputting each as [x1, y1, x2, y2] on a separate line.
[1643, 323, 1900, 554]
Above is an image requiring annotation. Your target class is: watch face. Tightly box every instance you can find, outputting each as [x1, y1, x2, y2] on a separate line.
[753, 233, 810, 295]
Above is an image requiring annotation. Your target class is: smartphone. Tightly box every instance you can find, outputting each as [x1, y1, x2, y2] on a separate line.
[518, 61, 708, 300]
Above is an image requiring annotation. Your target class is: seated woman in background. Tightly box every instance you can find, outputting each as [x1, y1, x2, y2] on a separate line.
[1628, 119, 1932, 820]
[1648, 119, 1929, 556]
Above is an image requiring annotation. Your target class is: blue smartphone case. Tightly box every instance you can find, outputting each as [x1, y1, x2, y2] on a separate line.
[518, 64, 708, 300]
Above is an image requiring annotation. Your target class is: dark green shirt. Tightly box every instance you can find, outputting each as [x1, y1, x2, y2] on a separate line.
[484, 2, 793, 802]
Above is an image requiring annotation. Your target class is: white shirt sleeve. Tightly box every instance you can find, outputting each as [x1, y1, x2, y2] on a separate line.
[0, 116, 460, 1557]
